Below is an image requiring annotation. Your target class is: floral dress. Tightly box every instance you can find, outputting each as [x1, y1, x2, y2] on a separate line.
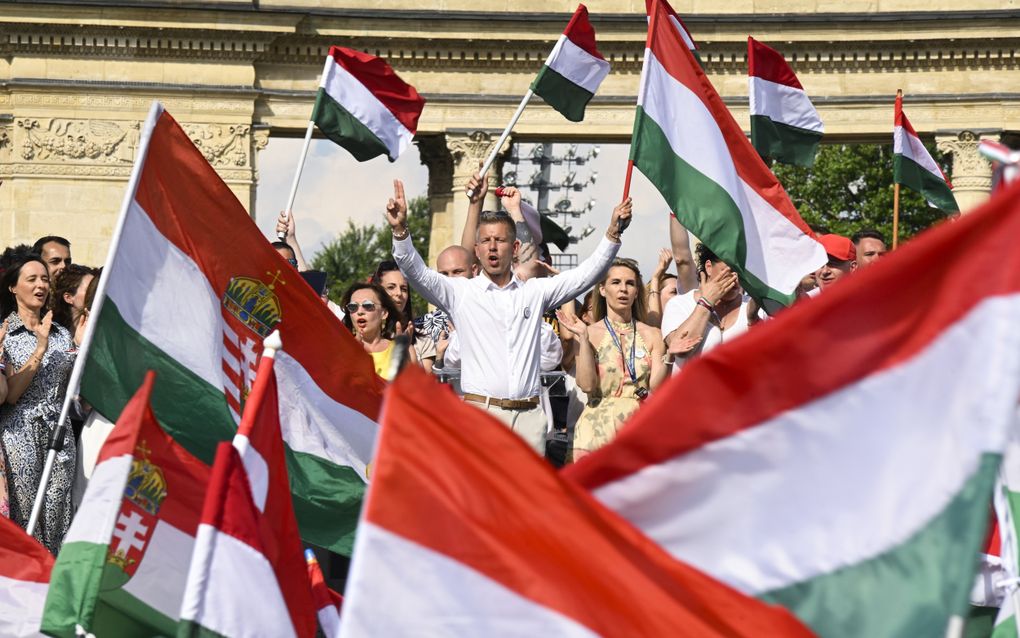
[0, 312, 77, 554]
[572, 320, 653, 456]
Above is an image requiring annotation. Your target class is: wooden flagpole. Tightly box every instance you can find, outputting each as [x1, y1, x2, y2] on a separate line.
[892, 89, 903, 250]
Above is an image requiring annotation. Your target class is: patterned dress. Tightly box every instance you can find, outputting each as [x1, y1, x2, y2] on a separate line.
[0, 311, 77, 553]
[572, 321, 653, 456]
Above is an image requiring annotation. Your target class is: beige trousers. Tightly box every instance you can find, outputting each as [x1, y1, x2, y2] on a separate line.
[478, 402, 548, 456]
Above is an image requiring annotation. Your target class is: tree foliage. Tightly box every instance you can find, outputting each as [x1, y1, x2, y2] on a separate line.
[311, 195, 431, 306]
[770, 143, 953, 243]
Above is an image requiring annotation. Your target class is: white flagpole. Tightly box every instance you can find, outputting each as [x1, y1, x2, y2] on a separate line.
[26, 100, 164, 537]
[279, 54, 332, 240]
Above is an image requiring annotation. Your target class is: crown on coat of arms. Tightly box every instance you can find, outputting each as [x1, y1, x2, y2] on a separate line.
[222, 271, 284, 338]
[124, 441, 168, 516]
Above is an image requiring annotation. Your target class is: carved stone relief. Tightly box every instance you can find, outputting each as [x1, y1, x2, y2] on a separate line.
[936, 130, 993, 192]
[182, 123, 251, 168]
[16, 118, 137, 163]
[446, 130, 510, 190]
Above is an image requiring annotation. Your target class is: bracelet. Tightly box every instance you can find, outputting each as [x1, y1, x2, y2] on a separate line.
[696, 297, 715, 312]
[647, 289, 660, 294]
[392, 227, 410, 241]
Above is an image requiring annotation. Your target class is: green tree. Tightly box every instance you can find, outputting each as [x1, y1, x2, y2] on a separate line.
[311, 195, 432, 307]
[770, 143, 953, 243]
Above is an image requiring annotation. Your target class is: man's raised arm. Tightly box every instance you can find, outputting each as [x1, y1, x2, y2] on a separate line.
[385, 179, 458, 312]
[540, 198, 633, 310]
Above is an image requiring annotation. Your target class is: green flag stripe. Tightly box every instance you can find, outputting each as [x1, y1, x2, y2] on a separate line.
[531, 65, 595, 123]
[82, 299, 365, 555]
[630, 107, 792, 305]
[41, 541, 109, 638]
[312, 88, 393, 162]
[762, 454, 999, 637]
[894, 154, 959, 212]
[749, 115, 823, 168]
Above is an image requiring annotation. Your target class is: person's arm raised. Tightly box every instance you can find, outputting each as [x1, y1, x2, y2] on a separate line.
[539, 198, 631, 310]
[460, 164, 487, 251]
[386, 179, 459, 313]
[276, 211, 310, 271]
[670, 215, 698, 294]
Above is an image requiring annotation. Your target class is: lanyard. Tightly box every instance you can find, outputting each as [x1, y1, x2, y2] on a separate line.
[603, 318, 639, 385]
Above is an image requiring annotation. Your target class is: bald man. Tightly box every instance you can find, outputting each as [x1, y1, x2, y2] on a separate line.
[436, 245, 478, 279]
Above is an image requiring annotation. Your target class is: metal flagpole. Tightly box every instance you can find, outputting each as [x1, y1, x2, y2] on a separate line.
[466, 90, 534, 199]
[892, 89, 903, 250]
[279, 53, 332, 240]
[26, 100, 164, 537]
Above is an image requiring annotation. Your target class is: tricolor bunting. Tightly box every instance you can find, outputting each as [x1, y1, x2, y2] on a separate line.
[565, 179, 1020, 636]
[894, 93, 959, 211]
[630, 0, 825, 307]
[748, 36, 824, 167]
[0, 515, 53, 638]
[338, 366, 814, 637]
[306, 549, 342, 638]
[312, 46, 425, 162]
[81, 102, 383, 555]
[41, 372, 210, 637]
[530, 4, 610, 123]
[179, 335, 316, 638]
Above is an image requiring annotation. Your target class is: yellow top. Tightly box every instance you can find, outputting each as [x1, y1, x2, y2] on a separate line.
[369, 340, 395, 378]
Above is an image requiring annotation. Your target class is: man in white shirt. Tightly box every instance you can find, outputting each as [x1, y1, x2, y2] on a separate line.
[385, 178, 631, 454]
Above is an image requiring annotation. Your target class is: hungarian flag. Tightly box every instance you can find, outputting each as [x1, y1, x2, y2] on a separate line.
[630, 0, 825, 307]
[0, 515, 53, 638]
[986, 437, 1020, 636]
[894, 93, 959, 211]
[179, 336, 316, 638]
[748, 37, 823, 167]
[530, 4, 610, 123]
[306, 549, 342, 638]
[644, 0, 701, 66]
[81, 102, 383, 555]
[312, 46, 425, 162]
[42, 372, 211, 637]
[338, 366, 814, 637]
[565, 179, 1020, 636]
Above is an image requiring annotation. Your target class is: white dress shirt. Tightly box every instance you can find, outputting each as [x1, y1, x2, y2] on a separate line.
[444, 321, 562, 373]
[393, 235, 619, 399]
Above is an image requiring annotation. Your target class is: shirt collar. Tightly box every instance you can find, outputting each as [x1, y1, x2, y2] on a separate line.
[4, 311, 25, 333]
[478, 271, 523, 291]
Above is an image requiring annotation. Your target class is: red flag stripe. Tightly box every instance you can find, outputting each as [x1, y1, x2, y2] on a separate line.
[565, 179, 1020, 489]
[747, 37, 804, 89]
[0, 516, 53, 582]
[562, 4, 606, 61]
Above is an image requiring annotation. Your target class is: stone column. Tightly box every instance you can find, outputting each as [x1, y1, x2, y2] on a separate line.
[416, 134, 454, 267]
[936, 130, 996, 213]
[250, 125, 271, 220]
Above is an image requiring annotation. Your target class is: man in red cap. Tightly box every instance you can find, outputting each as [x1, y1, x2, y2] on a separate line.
[814, 234, 857, 291]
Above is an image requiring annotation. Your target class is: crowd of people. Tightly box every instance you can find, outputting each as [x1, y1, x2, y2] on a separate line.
[0, 172, 888, 555]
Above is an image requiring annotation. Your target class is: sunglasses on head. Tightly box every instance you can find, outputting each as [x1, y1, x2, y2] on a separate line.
[346, 301, 377, 313]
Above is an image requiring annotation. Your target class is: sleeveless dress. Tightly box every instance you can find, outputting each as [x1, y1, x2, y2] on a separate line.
[369, 341, 395, 378]
[572, 320, 653, 456]
[0, 311, 77, 553]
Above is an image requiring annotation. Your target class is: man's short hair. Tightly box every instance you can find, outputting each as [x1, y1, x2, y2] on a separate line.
[271, 240, 293, 253]
[33, 235, 70, 252]
[476, 210, 516, 243]
[851, 228, 886, 246]
[694, 243, 721, 275]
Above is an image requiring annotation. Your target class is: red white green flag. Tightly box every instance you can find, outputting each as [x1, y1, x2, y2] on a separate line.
[630, 0, 825, 307]
[312, 46, 425, 162]
[530, 4, 610, 123]
[79, 103, 384, 556]
[41, 372, 211, 637]
[565, 180, 1020, 636]
[0, 515, 53, 638]
[748, 36, 823, 168]
[306, 549, 342, 638]
[338, 367, 815, 637]
[894, 93, 959, 212]
[644, 0, 701, 66]
[178, 338, 317, 638]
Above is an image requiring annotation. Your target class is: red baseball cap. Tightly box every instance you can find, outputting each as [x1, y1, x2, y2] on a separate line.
[818, 234, 856, 262]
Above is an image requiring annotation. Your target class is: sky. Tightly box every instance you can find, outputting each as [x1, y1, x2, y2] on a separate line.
[255, 138, 680, 284]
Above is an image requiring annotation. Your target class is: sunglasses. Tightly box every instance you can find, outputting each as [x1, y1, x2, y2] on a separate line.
[346, 301, 377, 313]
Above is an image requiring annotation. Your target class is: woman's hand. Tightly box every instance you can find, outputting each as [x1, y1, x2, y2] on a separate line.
[667, 330, 702, 356]
[556, 310, 589, 340]
[36, 310, 53, 346]
[73, 309, 88, 347]
[653, 247, 672, 277]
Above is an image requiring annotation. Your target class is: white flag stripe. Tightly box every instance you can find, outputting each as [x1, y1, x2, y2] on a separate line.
[594, 295, 1020, 595]
[0, 575, 48, 638]
[181, 524, 297, 638]
[276, 351, 375, 480]
[338, 522, 598, 638]
[320, 59, 414, 161]
[317, 605, 341, 638]
[62, 454, 132, 546]
[107, 202, 224, 391]
[668, 15, 696, 50]
[121, 520, 195, 620]
[748, 77, 824, 133]
[641, 50, 820, 294]
[894, 125, 943, 179]
[232, 434, 269, 512]
[546, 35, 611, 94]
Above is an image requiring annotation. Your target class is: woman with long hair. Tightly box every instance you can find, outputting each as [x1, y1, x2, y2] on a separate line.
[0, 254, 84, 551]
[341, 282, 410, 378]
[372, 260, 436, 372]
[52, 264, 97, 332]
[558, 259, 668, 461]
